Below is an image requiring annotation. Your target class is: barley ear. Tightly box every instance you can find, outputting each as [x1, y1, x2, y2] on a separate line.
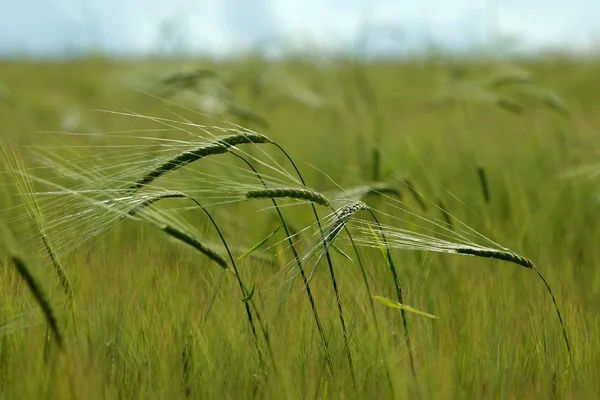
[1, 223, 64, 349]
[454, 246, 571, 362]
[1, 142, 75, 325]
[128, 132, 271, 192]
[245, 187, 330, 207]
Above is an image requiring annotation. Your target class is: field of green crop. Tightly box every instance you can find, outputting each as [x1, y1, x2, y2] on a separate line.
[1, 56, 599, 399]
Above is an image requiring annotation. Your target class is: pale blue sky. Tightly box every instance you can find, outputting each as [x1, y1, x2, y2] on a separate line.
[0, 0, 598, 58]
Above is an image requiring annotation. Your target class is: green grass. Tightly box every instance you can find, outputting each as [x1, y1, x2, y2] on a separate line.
[1, 56, 599, 399]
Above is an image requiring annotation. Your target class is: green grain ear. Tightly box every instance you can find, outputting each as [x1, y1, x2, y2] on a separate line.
[0, 222, 64, 348]
[245, 188, 330, 207]
[128, 132, 271, 193]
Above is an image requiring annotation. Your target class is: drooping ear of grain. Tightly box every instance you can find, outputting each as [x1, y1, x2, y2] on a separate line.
[476, 166, 490, 204]
[126, 192, 188, 217]
[495, 97, 524, 115]
[159, 68, 217, 95]
[1, 219, 63, 344]
[437, 198, 454, 229]
[485, 69, 533, 88]
[401, 179, 428, 212]
[119, 190, 230, 269]
[454, 247, 533, 269]
[1, 142, 74, 306]
[128, 132, 271, 192]
[322, 202, 369, 249]
[121, 187, 268, 366]
[454, 245, 570, 360]
[10, 256, 64, 348]
[227, 103, 270, 129]
[245, 187, 330, 207]
[157, 224, 229, 269]
[338, 183, 402, 202]
[371, 147, 381, 182]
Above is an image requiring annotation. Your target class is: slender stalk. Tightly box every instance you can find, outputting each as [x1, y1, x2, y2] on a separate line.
[367, 209, 419, 389]
[533, 268, 572, 365]
[125, 192, 272, 369]
[186, 196, 275, 371]
[10, 255, 64, 349]
[341, 225, 396, 398]
[270, 142, 356, 386]
[230, 152, 334, 373]
[456, 246, 571, 363]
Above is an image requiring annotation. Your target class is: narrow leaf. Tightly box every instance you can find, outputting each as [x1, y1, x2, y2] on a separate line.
[373, 295, 438, 319]
[238, 224, 283, 260]
[367, 224, 389, 266]
[331, 244, 353, 262]
[242, 283, 256, 303]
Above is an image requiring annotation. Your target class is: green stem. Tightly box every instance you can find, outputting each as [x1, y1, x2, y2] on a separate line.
[231, 152, 333, 372]
[342, 225, 396, 398]
[367, 209, 419, 389]
[270, 142, 356, 387]
[186, 197, 273, 369]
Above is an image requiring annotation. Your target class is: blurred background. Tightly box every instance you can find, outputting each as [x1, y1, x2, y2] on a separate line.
[2, 0, 599, 59]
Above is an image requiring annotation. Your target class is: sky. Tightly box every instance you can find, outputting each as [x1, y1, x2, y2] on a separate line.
[0, 0, 598, 58]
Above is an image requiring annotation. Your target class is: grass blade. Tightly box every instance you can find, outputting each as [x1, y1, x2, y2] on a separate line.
[238, 224, 283, 260]
[373, 296, 437, 319]
[331, 244, 353, 262]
